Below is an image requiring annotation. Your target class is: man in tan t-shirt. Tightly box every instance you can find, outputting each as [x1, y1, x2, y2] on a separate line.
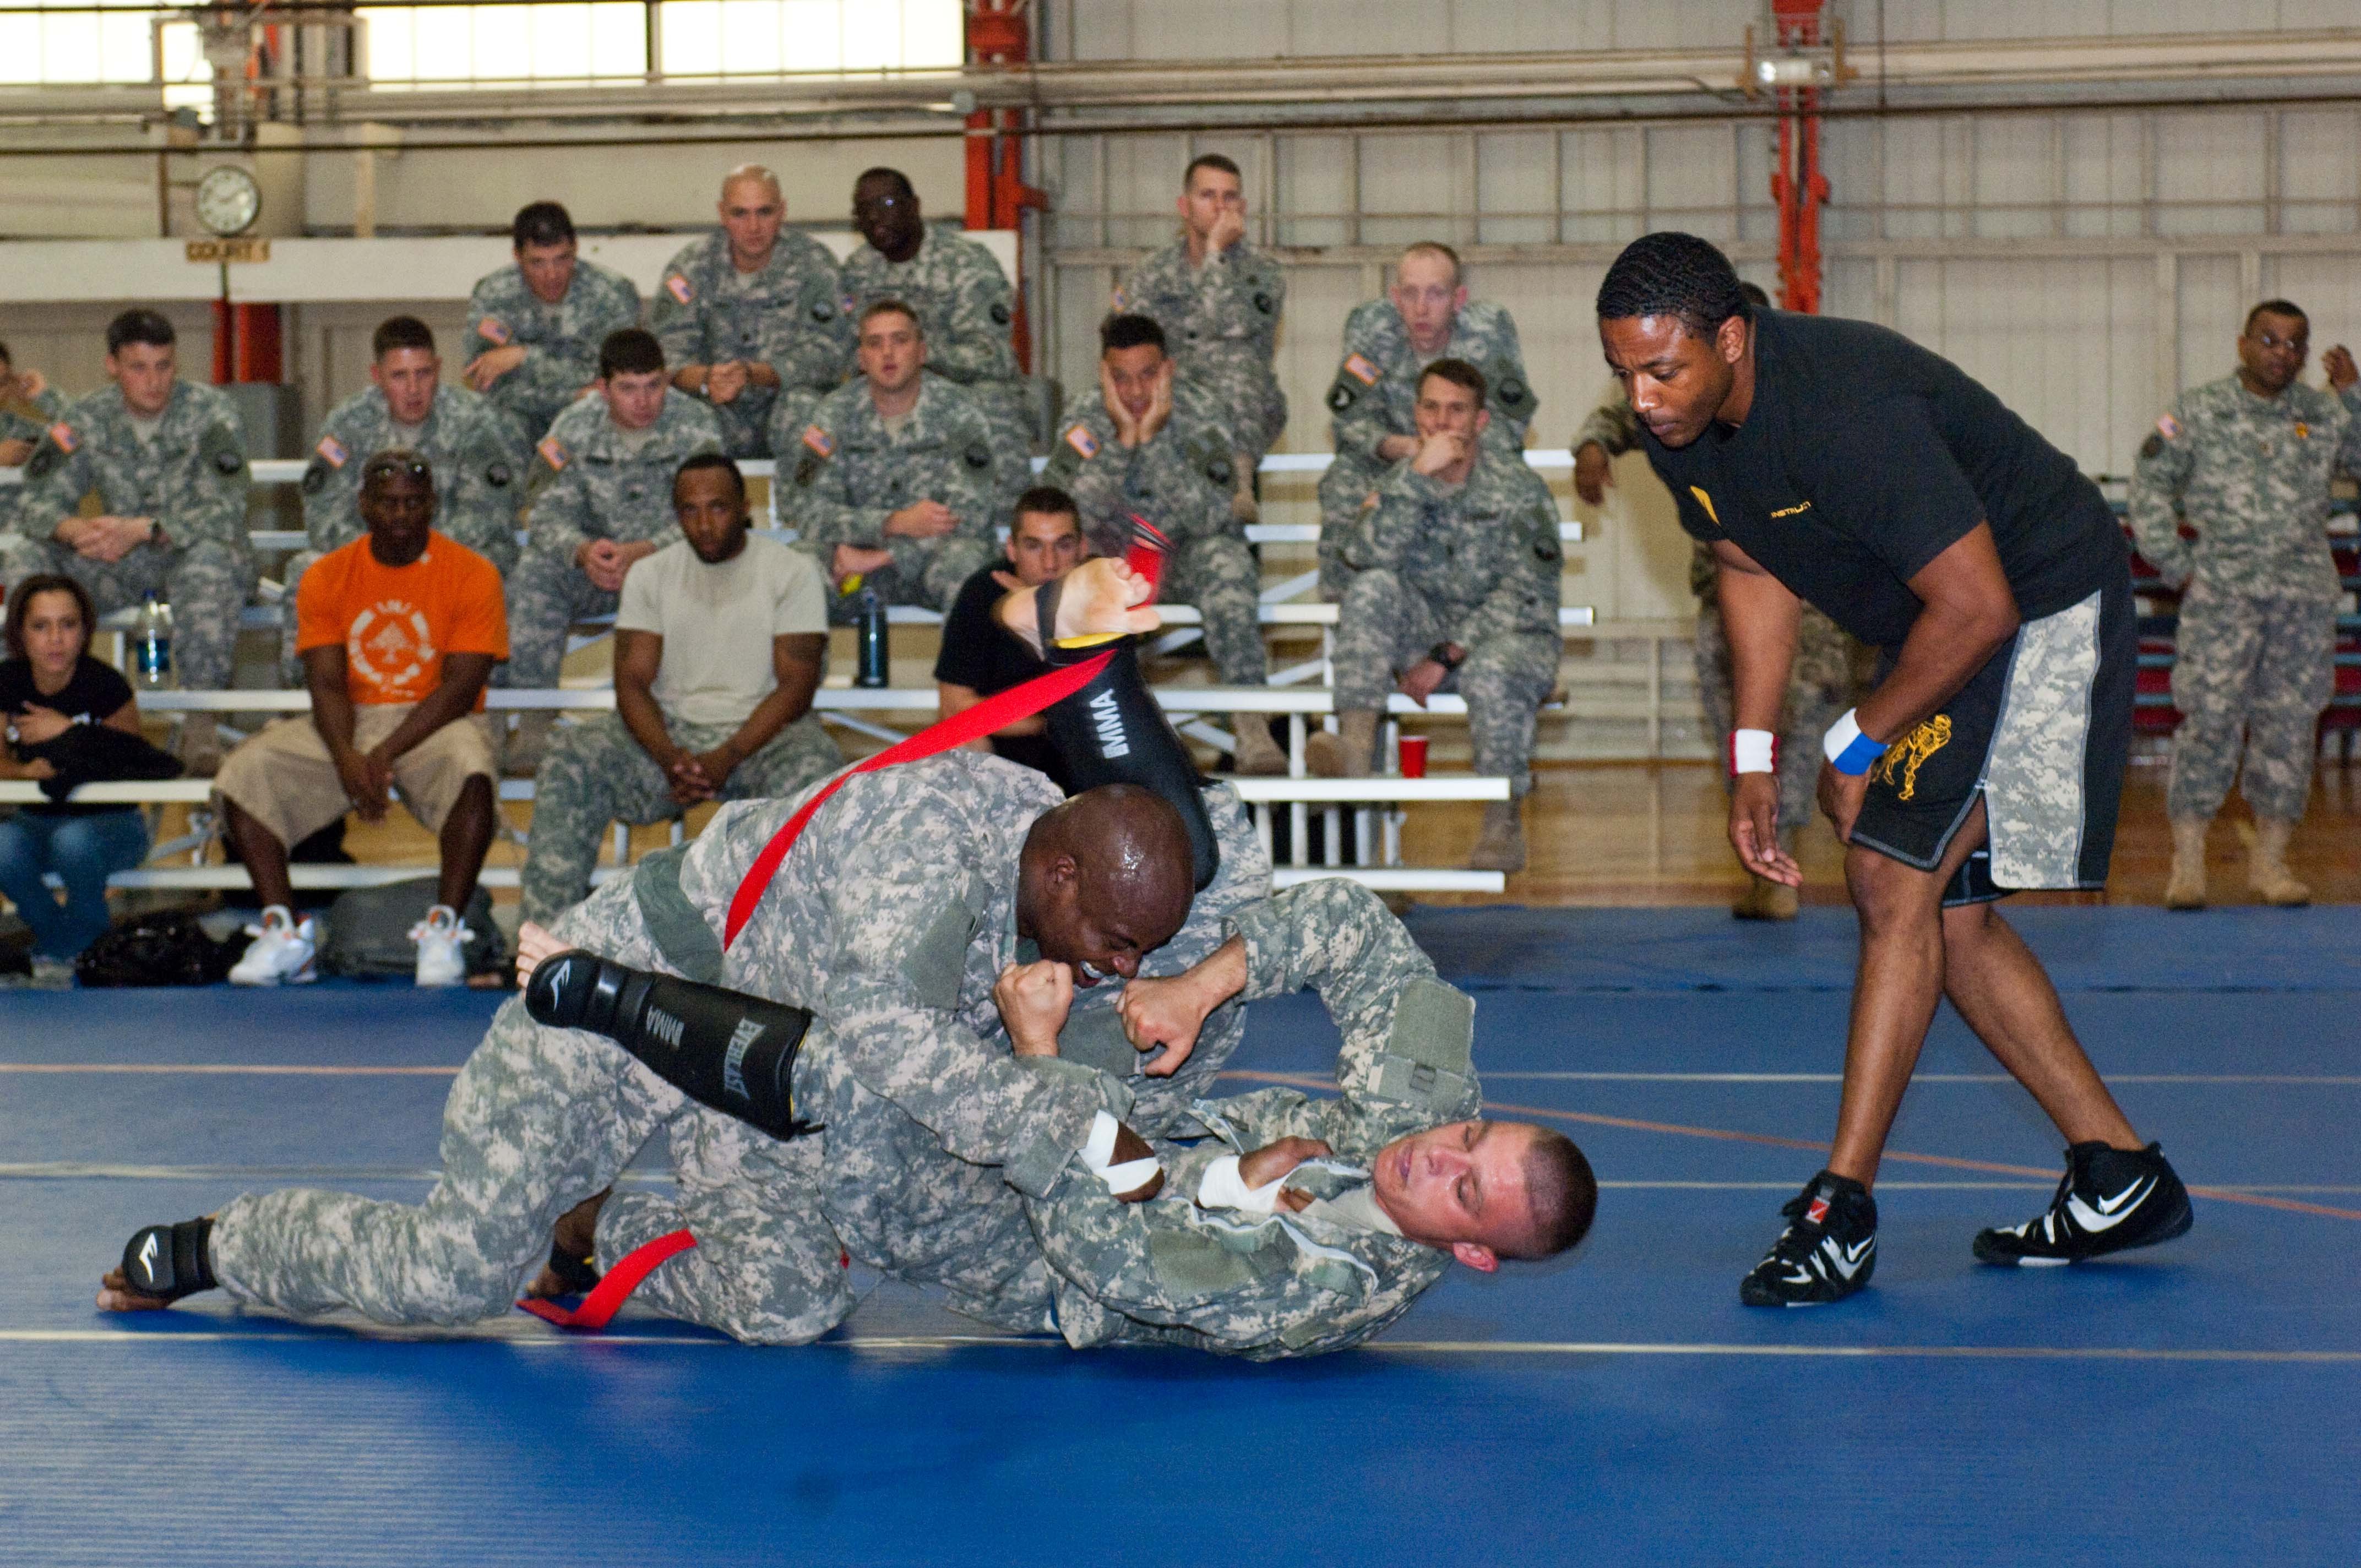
[516, 453, 841, 925]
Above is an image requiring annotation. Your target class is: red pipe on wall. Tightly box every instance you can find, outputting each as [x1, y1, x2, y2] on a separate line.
[964, 1, 1047, 372]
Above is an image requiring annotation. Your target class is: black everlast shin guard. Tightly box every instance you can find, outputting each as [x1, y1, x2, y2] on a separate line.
[524, 951, 819, 1141]
[121, 1217, 215, 1302]
[1040, 638, 1219, 891]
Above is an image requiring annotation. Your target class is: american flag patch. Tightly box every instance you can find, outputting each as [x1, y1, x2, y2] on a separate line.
[537, 436, 569, 470]
[477, 316, 510, 346]
[665, 274, 694, 305]
[2156, 413, 2182, 440]
[1064, 424, 1100, 460]
[801, 426, 834, 458]
[1343, 352, 1380, 386]
[1110, 287, 1128, 312]
[48, 423, 77, 454]
[315, 434, 349, 468]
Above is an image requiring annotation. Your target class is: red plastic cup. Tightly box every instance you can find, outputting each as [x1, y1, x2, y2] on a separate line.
[1397, 734, 1429, 778]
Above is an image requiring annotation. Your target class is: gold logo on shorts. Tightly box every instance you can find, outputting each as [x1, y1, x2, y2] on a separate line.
[1869, 715, 1952, 801]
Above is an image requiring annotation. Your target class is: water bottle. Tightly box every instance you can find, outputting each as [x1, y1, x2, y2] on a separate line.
[853, 582, 890, 688]
[134, 590, 175, 689]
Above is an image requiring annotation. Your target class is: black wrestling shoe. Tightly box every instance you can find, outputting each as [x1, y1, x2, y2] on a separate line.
[1972, 1142, 2192, 1267]
[1740, 1172, 1878, 1308]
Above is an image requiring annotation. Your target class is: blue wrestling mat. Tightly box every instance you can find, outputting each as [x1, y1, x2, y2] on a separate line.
[6, 907, 2358, 1566]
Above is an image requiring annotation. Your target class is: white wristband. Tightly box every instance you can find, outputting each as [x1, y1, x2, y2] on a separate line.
[1729, 728, 1776, 775]
[1822, 708, 1886, 775]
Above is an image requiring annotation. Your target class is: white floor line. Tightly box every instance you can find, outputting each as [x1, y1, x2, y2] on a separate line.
[0, 1164, 674, 1183]
[8, 1327, 2357, 1363]
[1481, 1072, 2361, 1085]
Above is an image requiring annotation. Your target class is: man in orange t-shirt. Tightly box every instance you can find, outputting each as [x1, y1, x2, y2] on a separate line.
[215, 451, 510, 986]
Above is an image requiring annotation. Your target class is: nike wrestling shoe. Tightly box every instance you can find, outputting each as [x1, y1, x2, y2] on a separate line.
[1972, 1142, 2192, 1267]
[1740, 1171, 1878, 1308]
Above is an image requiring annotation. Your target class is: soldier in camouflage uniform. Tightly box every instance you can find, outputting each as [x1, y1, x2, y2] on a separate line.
[773, 300, 1000, 620]
[839, 170, 1031, 521]
[1313, 361, 1559, 873]
[1319, 242, 1537, 599]
[0, 345, 64, 460]
[3, 311, 252, 773]
[283, 317, 528, 682]
[516, 455, 840, 926]
[650, 166, 851, 459]
[460, 201, 643, 444]
[1042, 313, 1289, 774]
[502, 329, 723, 772]
[0, 345, 66, 536]
[2129, 300, 2361, 910]
[1574, 377, 1860, 918]
[1115, 153, 1288, 523]
[1027, 876, 1592, 1359]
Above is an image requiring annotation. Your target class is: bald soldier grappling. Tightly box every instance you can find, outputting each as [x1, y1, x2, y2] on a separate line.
[1597, 233, 2190, 1308]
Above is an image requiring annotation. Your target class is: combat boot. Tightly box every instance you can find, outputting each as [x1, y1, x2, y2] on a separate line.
[2248, 817, 2311, 907]
[503, 712, 556, 778]
[1231, 714, 1288, 776]
[2164, 816, 2209, 910]
[176, 714, 223, 778]
[1306, 710, 1379, 778]
[1469, 799, 1526, 874]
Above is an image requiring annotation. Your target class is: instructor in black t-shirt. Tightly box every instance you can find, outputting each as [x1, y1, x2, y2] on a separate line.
[933, 485, 1086, 791]
[1597, 232, 2191, 1306]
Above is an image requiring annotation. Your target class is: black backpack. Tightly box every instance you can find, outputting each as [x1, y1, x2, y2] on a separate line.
[318, 879, 507, 981]
[75, 909, 239, 988]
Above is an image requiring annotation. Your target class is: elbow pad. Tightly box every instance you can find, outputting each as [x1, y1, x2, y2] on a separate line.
[1040, 638, 1218, 891]
[525, 951, 819, 1141]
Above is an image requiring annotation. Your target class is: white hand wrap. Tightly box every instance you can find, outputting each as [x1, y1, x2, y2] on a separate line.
[1195, 1153, 1288, 1214]
[1081, 1109, 1162, 1196]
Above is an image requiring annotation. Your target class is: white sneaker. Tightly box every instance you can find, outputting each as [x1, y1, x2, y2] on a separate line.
[409, 905, 472, 988]
[230, 906, 318, 986]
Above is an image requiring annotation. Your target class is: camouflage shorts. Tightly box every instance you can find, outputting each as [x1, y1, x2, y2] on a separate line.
[1849, 573, 2134, 897]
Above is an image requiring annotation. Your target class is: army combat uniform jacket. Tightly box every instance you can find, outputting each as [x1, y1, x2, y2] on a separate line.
[1042, 377, 1242, 559]
[1118, 237, 1288, 458]
[4, 382, 255, 690]
[776, 373, 1000, 611]
[1028, 879, 1480, 1359]
[651, 229, 852, 458]
[461, 257, 643, 442]
[300, 383, 528, 572]
[2128, 373, 2361, 604]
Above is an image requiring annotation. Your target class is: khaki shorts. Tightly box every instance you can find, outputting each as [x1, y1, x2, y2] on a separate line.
[215, 706, 496, 848]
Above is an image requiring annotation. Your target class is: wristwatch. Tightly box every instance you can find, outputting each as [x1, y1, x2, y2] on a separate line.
[1429, 641, 1466, 672]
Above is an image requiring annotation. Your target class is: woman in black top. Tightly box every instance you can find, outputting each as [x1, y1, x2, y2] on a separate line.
[0, 574, 150, 983]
